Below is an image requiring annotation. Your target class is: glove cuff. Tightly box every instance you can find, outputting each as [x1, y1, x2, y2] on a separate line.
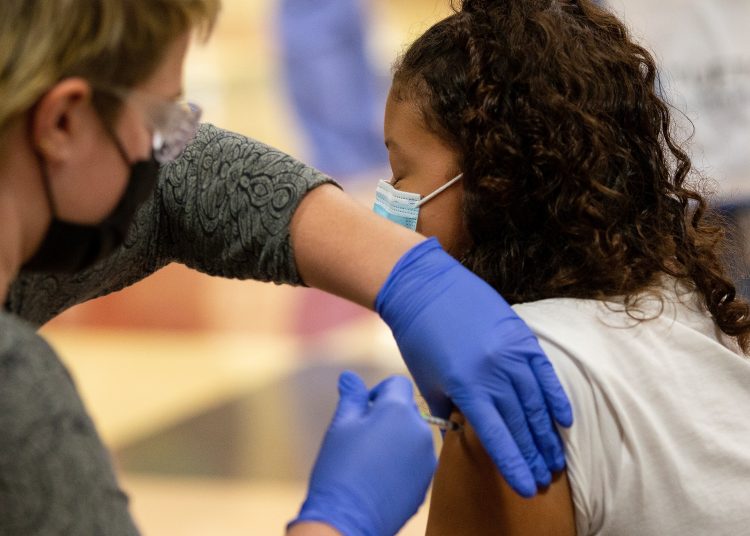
[375, 237, 459, 334]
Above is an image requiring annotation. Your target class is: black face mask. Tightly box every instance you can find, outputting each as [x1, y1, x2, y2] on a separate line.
[22, 140, 160, 273]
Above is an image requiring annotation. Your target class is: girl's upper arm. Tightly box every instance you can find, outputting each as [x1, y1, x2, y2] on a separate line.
[426, 411, 577, 536]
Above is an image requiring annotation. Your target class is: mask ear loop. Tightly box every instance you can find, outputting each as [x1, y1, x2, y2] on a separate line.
[32, 149, 59, 220]
[417, 173, 464, 207]
[84, 84, 133, 168]
[99, 119, 135, 168]
[29, 99, 62, 220]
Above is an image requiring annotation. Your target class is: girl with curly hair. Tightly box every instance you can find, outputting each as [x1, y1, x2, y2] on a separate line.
[374, 0, 750, 533]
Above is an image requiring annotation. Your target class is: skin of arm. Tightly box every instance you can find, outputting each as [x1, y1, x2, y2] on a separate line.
[426, 411, 576, 536]
[289, 183, 422, 308]
[287, 522, 341, 536]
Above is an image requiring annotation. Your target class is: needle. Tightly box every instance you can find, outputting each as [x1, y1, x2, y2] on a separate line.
[421, 413, 461, 432]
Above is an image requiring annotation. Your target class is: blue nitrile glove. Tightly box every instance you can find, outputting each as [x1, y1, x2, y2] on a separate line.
[375, 238, 573, 497]
[289, 371, 436, 536]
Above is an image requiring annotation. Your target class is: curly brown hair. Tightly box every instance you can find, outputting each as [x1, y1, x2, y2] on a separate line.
[392, 0, 750, 352]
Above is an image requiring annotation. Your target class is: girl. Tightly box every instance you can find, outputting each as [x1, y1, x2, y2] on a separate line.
[374, 0, 750, 533]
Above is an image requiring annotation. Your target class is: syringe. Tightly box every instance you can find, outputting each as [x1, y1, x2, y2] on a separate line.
[421, 413, 461, 432]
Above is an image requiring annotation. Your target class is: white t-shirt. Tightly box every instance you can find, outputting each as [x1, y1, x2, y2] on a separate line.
[607, 0, 750, 201]
[513, 284, 750, 535]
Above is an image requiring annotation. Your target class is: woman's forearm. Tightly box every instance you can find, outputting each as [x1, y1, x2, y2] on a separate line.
[290, 184, 422, 308]
[287, 521, 341, 536]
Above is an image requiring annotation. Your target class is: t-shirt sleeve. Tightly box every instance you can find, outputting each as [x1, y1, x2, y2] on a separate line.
[0, 320, 140, 535]
[514, 301, 629, 534]
[535, 336, 608, 534]
[5, 123, 338, 326]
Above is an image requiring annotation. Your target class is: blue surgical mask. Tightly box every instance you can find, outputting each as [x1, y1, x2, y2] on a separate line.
[373, 173, 463, 231]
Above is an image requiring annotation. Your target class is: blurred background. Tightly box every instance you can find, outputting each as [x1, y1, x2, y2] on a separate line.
[39, 0, 749, 534]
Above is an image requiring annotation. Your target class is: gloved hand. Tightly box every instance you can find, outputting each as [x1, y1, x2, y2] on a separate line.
[375, 238, 573, 497]
[289, 371, 436, 536]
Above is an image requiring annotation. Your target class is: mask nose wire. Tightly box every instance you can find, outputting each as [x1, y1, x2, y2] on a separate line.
[417, 172, 463, 207]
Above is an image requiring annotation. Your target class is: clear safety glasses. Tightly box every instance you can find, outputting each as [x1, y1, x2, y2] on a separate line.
[142, 98, 202, 163]
[95, 86, 202, 164]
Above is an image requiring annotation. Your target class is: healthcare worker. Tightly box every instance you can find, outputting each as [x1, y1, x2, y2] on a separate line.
[0, 1, 571, 533]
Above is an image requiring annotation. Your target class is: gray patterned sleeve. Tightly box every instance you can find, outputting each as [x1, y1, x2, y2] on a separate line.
[6, 123, 338, 326]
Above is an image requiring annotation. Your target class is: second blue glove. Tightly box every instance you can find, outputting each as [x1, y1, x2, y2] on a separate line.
[290, 371, 436, 536]
[376, 238, 573, 497]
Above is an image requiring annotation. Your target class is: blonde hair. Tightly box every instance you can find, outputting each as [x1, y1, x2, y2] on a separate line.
[0, 0, 220, 133]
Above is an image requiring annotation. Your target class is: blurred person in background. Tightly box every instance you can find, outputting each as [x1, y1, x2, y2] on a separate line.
[276, 0, 390, 338]
[0, 0, 575, 533]
[371, 0, 750, 534]
[277, 0, 388, 185]
[607, 0, 750, 296]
